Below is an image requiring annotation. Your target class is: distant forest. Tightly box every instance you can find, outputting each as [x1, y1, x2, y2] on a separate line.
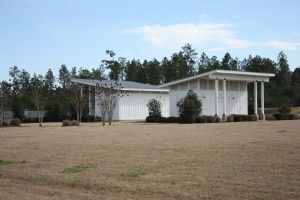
[1, 44, 300, 121]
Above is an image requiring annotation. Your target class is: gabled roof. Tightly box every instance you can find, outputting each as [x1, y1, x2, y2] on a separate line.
[159, 70, 275, 88]
[71, 79, 169, 92]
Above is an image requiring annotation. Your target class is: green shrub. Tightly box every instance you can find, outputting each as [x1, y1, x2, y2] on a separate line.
[146, 99, 162, 123]
[206, 116, 215, 123]
[215, 116, 221, 123]
[273, 113, 288, 120]
[232, 114, 249, 122]
[176, 90, 202, 123]
[195, 116, 207, 123]
[157, 117, 167, 123]
[146, 115, 156, 123]
[22, 118, 34, 123]
[166, 116, 180, 123]
[249, 115, 258, 121]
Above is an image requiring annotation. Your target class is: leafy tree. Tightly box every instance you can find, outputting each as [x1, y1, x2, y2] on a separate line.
[9, 66, 21, 96]
[58, 64, 71, 89]
[198, 52, 210, 73]
[0, 82, 10, 128]
[78, 67, 91, 79]
[125, 59, 141, 82]
[44, 69, 56, 89]
[146, 99, 162, 122]
[146, 59, 161, 85]
[276, 51, 290, 86]
[291, 67, 300, 86]
[176, 90, 202, 123]
[102, 50, 122, 81]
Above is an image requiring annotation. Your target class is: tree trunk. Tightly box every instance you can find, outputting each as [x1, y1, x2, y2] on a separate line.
[76, 111, 80, 126]
[101, 111, 106, 125]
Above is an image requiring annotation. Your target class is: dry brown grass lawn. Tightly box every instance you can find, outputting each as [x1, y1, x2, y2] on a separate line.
[0, 121, 300, 199]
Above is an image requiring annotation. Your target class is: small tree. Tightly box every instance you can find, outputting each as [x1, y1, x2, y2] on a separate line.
[0, 82, 10, 128]
[146, 99, 162, 122]
[31, 76, 50, 127]
[176, 90, 202, 123]
[95, 81, 125, 125]
[68, 83, 86, 125]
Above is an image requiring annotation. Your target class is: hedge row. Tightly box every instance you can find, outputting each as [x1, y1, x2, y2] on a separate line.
[21, 115, 100, 123]
[273, 113, 299, 120]
[146, 115, 221, 123]
[1, 118, 21, 127]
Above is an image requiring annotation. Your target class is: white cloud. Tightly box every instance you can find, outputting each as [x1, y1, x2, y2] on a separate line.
[200, 14, 208, 20]
[235, 14, 241, 19]
[125, 23, 252, 51]
[265, 41, 300, 50]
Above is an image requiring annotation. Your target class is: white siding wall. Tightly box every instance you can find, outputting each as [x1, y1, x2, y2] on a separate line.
[95, 91, 169, 120]
[169, 79, 248, 117]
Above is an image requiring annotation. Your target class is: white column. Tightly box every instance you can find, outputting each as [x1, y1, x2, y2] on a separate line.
[215, 79, 219, 116]
[88, 86, 92, 115]
[254, 81, 258, 115]
[223, 79, 226, 120]
[261, 81, 265, 120]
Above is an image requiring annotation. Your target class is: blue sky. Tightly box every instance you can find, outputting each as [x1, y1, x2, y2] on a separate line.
[1, 0, 300, 81]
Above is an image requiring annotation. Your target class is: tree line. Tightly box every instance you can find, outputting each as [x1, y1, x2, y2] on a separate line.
[0, 44, 300, 122]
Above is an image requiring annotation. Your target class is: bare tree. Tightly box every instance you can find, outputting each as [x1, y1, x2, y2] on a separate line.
[68, 83, 86, 125]
[31, 76, 50, 127]
[0, 82, 10, 128]
[95, 81, 126, 125]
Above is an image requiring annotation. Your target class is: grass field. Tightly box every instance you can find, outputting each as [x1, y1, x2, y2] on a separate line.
[0, 121, 300, 199]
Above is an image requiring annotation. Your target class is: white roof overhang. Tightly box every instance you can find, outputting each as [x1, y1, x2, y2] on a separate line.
[159, 70, 275, 88]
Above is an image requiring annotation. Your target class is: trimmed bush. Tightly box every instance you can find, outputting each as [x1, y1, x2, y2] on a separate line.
[249, 115, 258, 121]
[166, 117, 180, 123]
[206, 116, 215, 123]
[9, 118, 20, 126]
[266, 115, 276, 121]
[22, 118, 35, 123]
[157, 117, 167, 123]
[232, 114, 249, 122]
[227, 115, 234, 122]
[146, 115, 156, 123]
[1, 120, 9, 127]
[287, 114, 299, 120]
[195, 116, 207, 123]
[215, 116, 221, 123]
[62, 120, 71, 126]
[71, 120, 79, 126]
[273, 113, 288, 120]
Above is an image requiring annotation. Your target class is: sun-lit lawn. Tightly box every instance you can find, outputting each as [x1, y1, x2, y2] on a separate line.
[0, 120, 300, 199]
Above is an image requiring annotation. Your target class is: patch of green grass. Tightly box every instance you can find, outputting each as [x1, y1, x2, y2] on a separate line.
[0, 169, 6, 173]
[60, 164, 96, 174]
[119, 170, 148, 178]
[0, 160, 15, 165]
[278, 130, 288, 133]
